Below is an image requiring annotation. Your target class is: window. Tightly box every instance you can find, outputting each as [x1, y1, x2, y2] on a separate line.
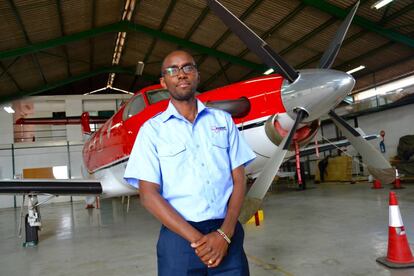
[147, 89, 170, 105]
[123, 94, 146, 121]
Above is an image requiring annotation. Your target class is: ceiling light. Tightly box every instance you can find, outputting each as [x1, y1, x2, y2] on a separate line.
[371, 0, 393, 10]
[354, 74, 414, 101]
[3, 106, 15, 113]
[263, 68, 274, 75]
[135, 61, 145, 76]
[346, 65, 365, 74]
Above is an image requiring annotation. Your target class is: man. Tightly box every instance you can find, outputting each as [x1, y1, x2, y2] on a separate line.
[318, 155, 330, 182]
[124, 50, 255, 275]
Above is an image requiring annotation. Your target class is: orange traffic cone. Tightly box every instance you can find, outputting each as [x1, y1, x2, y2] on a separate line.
[372, 179, 383, 189]
[392, 169, 404, 189]
[376, 192, 414, 268]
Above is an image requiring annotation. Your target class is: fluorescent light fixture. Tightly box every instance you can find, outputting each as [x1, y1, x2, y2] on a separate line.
[135, 61, 145, 76]
[263, 68, 274, 75]
[354, 74, 414, 101]
[3, 106, 15, 113]
[346, 65, 365, 74]
[53, 166, 68, 179]
[83, 87, 107, 95]
[111, 87, 134, 95]
[371, 0, 393, 9]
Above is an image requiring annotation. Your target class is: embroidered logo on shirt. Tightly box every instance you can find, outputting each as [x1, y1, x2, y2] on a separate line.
[211, 126, 227, 133]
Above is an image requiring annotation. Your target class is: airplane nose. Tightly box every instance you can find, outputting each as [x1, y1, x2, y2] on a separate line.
[281, 69, 355, 122]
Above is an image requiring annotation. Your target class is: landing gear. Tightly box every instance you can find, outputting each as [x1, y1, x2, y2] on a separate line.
[20, 195, 42, 247]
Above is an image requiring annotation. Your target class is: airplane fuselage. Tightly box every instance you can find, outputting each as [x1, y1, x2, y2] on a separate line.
[82, 69, 354, 198]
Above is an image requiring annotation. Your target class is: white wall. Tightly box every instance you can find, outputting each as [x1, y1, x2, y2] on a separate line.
[0, 142, 85, 208]
[357, 104, 414, 161]
[307, 104, 414, 176]
[0, 94, 131, 209]
[0, 109, 13, 144]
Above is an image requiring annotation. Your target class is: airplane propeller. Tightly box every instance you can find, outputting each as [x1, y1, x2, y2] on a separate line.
[206, 0, 299, 83]
[318, 2, 359, 69]
[328, 110, 395, 184]
[207, 0, 393, 223]
[238, 109, 308, 223]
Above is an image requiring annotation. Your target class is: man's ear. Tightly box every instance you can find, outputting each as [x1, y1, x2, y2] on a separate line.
[160, 77, 167, 89]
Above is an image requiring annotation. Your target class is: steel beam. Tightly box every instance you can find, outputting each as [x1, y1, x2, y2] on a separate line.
[0, 61, 22, 91]
[0, 57, 20, 81]
[301, 0, 414, 48]
[143, 0, 177, 63]
[197, 0, 264, 67]
[296, 3, 414, 69]
[6, 0, 47, 84]
[0, 66, 157, 104]
[183, 6, 210, 40]
[0, 21, 264, 71]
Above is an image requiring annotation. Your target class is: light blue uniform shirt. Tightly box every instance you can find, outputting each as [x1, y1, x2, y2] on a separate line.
[124, 99, 256, 222]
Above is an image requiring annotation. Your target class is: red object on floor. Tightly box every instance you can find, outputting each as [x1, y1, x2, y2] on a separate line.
[376, 192, 414, 268]
[392, 169, 404, 189]
[254, 212, 260, 226]
[85, 204, 94, 209]
[372, 179, 383, 189]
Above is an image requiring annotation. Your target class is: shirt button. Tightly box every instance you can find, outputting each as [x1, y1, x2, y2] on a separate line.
[207, 181, 210, 184]
[196, 144, 200, 148]
[201, 163, 205, 167]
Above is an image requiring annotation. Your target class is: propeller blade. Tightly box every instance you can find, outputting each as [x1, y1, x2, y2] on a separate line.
[328, 110, 395, 184]
[239, 110, 307, 223]
[207, 0, 299, 83]
[319, 1, 359, 69]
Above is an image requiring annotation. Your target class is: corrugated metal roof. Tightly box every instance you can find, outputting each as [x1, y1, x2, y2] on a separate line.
[0, 0, 412, 101]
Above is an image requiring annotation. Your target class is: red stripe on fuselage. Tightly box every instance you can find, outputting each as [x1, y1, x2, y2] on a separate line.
[83, 75, 285, 173]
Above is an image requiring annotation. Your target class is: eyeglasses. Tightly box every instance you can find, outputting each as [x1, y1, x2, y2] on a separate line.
[162, 63, 197, 77]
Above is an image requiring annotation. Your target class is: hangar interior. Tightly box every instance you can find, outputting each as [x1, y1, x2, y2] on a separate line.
[0, 0, 414, 275]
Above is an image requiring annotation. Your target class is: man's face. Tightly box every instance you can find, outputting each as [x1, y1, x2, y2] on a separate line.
[160, 52, 199, 101]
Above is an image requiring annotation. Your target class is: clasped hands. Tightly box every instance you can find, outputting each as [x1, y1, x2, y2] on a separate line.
[191, 231, 229, 268]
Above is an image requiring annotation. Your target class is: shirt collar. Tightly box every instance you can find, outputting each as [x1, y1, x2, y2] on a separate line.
[160, 99, 207, 123]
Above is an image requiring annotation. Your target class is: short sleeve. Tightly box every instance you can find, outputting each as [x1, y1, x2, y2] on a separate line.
[124, 123, 161, 188]
[226, 114, 256, 170]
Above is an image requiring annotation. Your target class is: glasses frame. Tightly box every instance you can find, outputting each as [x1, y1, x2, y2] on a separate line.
[162, 63, 197, 77]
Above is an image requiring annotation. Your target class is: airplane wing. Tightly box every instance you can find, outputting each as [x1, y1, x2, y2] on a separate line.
[0, 179, 102, 195]
[15, 115, 108, 125]
[298, 134, 378, 157]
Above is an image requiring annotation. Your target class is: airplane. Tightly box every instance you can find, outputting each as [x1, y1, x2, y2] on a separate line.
[0, 0, 395, 245]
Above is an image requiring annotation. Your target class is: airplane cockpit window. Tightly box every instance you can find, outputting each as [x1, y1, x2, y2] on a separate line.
[123, 94, 145, 121]
[147, 89, 170, 105]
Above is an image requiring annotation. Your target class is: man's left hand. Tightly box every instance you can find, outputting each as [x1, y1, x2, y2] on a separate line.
[191, 232, 229, 268]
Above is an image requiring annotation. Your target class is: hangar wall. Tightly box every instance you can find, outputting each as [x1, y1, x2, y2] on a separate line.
[309, 103, 414, 177]
[0, 142, 85, 208]
[0, 94, 131, 209]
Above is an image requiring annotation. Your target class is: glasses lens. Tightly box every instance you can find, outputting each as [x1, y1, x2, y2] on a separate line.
[164, 67, 178, 76]
[183, 64, 196, 74]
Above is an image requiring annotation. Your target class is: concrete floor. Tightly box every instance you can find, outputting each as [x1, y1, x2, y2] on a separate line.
[1, 182, 414, 276]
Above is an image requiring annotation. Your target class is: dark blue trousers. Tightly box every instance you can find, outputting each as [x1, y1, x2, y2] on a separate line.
[157, 219, 249, 276]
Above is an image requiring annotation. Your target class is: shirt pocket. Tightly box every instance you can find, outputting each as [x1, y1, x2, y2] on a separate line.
[210, 133, 230, 172]
[211, 133, 229, 149]
[157, 143, 187, 173]
[158, 143, 186, 157]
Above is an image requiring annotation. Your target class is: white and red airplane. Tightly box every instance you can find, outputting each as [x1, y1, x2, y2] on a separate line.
[0, 0, 394, 242]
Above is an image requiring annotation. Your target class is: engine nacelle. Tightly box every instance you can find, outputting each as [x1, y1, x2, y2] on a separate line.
[265, 114, 319, 150]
